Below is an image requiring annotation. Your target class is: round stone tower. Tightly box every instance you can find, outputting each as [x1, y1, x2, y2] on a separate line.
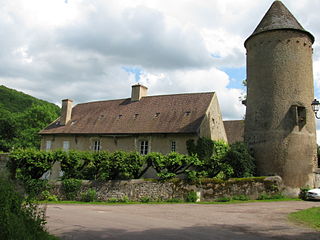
[244, 1, 317, 193]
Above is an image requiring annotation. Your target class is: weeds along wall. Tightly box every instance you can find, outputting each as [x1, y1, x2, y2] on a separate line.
[49, 176, 283, 202]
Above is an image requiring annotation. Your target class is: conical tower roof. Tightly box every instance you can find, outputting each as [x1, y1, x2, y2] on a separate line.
[245, 1, 314, 46]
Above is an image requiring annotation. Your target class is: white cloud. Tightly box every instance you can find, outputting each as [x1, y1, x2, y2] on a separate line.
[0, 0, 319, 127]
[136, 67, 245, 119]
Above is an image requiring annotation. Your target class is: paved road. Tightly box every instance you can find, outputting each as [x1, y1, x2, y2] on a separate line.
[46, 201, 320, 240]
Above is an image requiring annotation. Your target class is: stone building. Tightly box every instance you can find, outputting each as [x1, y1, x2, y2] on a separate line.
[40, 1, 319, 191]
[244, 0, 317, 193]
[40, 84, 227, 154]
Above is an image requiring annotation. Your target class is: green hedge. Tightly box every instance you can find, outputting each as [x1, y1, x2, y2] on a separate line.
[8, 149, 201, 181]
[7, 139, 255, 182]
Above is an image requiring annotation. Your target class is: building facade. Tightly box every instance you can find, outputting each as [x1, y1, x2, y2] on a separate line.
[40, 84, 227, 155]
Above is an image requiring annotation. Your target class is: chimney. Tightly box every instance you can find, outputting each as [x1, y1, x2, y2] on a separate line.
[60, 99, 73, 125]
[131, 84, 148, 101]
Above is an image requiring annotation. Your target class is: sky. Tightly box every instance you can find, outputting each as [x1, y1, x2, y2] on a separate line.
[1, 0, 320, 142]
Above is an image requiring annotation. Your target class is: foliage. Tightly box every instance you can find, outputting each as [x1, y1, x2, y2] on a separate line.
[59, 150, 95, 179]
[232, 195, 249, 201]
[140, 197, 150, 203]
[107, 196, 130, 203]
[0, 85, 60, 152]
[185, 191, 198, 202]
[205, 140, 232, 178]
[215, 196, 231, 202]
[81, 188, 97, 202]
[188, 138, 232, 179]
[23, 179, 51, 199]
[59, 150, 145, 180]
[257, 193, 284, 200]
[41, 190, 59, 202]
[289, 207, 320, 231]
[8, 148, 55, 180]
[187, 138, 255, 180]
[145, 152, 201, 180]
[109, 151, 145, 180]
[62, 178, 82, 200]
[0, 173, 58, 240]
[8, 144, 255, 183]
[225, 142, 256, 178]
[299, 186, 311, 201]
[186, 138, 214, 161]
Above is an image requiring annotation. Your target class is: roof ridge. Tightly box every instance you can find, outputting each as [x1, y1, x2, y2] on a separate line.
[76, 91, 215, 106]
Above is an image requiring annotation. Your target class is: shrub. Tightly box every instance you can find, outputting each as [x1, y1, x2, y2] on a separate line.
[215, 196, 231, 202]
[23, 178, 50, 199]
[81, 188, 97, 202]
[225, 142, 256, 178]
[0, 173, 58, 240]
[140, 197, 150, 203]
[257, 193, 284, 200]
[41, 190, 58, 201]
[62, 178, 82, 200]
[118, 196, 130, 203]
[232, 195, 249, 201]
[185, 191, 198, 202]
[107, 198, 118, 203]
[187, 138, 214, 161]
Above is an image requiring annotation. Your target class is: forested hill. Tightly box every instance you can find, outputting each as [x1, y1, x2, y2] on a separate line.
[0, 85, 59, 113]
[0, 85, 60, 152]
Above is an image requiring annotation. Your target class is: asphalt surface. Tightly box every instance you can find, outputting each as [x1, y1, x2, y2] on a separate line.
[45, 201, 320, 240]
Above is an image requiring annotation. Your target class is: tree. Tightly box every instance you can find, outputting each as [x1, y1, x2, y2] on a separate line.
[0, 109, 17, 151]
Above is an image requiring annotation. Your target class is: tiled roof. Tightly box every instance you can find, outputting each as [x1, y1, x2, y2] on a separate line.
[245, 1, 314, 45]
[223, 120, 244, 144]
[40, 92, 215, 135]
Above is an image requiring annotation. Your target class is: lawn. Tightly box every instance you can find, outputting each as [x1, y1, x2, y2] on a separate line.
[289, 207, 320, 231]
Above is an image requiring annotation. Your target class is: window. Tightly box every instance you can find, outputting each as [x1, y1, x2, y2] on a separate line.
[171, 141, 176, 152]
[140, 140, 149, 155]
[46, 140, 52, 151]
[93, 140, 101, 152]
[63, 141, 69, 151]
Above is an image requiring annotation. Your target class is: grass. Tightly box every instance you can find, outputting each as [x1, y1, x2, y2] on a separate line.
[40, 198, 300, 205]
[289, 207, 320, 231]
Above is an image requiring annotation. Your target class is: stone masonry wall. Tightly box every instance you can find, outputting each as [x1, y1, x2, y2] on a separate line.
[50, 176, 283, 202]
